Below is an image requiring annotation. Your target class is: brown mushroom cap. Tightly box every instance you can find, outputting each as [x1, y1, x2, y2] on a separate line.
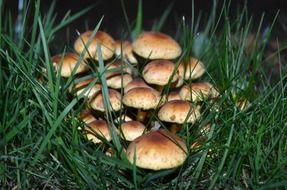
[119, 121, 145, 141]
[52, 53, 88, 77]
[106, 73, 133, 89]
[124, 78, 152, 94]
[158, 100, 201, 124]
[126, 129, 187, 170]
[106, 60, 132, 76]
[115, 40, 138, 64]
[69, 78, 102, 98]
[167, 90, 182, 102]
[179, 82, 219, 102]
[79, 109, 97, 124]
[74, 31, 115, 60]
[178, 57, 205, 80]
[132, 31, 182, 60]
[122, 87, 161, 110]
[142, 60, 179, 86]
[85, 120, 111, 143]
[90, 89, 122, 112]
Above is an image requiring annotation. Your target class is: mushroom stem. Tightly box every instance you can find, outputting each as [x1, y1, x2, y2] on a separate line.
[137, 109, 147, 123]
[170, 123, 181, 134]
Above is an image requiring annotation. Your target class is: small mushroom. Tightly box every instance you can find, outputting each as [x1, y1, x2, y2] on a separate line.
[115, 40, 138, 64]
[178, 57, 205, 80]
[158, 100, 201, 133]
[85, 120, 112, 144]
[69, 78, 102, 99]
[132, 31, 182, 60]
[124, 78, 152, 94]
[74, 30, 115, 60]
[126, 129, 187, 170]
[179, 82, 219, 103]
[119, 120, 146, 141]
[52, 53, 88, 77]
[123, 87, 161, 122]
[90, 89, 122, 112]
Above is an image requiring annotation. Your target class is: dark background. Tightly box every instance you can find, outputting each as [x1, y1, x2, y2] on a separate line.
[5, 0, 287, 44]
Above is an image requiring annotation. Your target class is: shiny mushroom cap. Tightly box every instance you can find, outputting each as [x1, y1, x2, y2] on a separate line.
[126, 129, 187, 170]
[178, 57, 205, 80]
[85, 120, 111, 143]
[158, 100, 201, 124]
[90, 89, 122, 112]
[74, 30, 115, 60]
[123, 87, 161, 110]
[119, 120, 145, 141]
[142, 60, 179, 86]
[167, 90, 182, 102]
[179, 82, 219, 102]
[132, 31, 182, 60]
[52, 53, 88, 77]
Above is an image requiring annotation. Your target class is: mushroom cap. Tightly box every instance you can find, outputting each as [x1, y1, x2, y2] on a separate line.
[115, 40, 138, 64]
[90, 89, 122, 112]
[124, 78, 152, 94]
[74, 31, 115, 60]
[119, 121, 145, 141]
[178, 57, 205, 80]
[132, 31, 182, 60]
[106, 60, 132, 76]
[114, 114, 133, 124]
[107, 73, 133, 89]
[179, 82, 219, 102]
[69, 78, 102, 98]
[126, 129, 187, 170]
[167, 90, 182, 102]
[79, 109, 97, 124]
[52, 53, 88, 77]
[142, 60, 179, 85]
[158, 100, 201, 124]
[123, 87, 161, 110]
[85, 120, 111, 143]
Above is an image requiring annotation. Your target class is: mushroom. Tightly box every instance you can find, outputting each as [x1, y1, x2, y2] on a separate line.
[158, 100, 201, 133]
[122, 87, 161, 122]
[69, 78, 102, 99]
[52, 53, 89, 77]
[179, 82, 219, 103]
[142, 59, 179, 93]
[90, 89, 122, 112]
[79, 109, 97, 124]
[178, 57, 205, 81]
[167, 89, 182, 102]
[74, 30, 115, 61]
[114, 40, 138, 64]
[126, 129, 187, 170]
[124, 78, 152, 94]
[105, 60, 133, 89]
[119, 120, 146, 141]
[132, 31, 182, 60]
[85, 119, 112, 144]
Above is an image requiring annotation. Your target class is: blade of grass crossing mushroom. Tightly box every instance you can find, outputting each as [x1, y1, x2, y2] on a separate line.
[97, 43, 123, 154]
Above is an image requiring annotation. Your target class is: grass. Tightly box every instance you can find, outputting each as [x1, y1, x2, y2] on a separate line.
[1, 0, 287, 189]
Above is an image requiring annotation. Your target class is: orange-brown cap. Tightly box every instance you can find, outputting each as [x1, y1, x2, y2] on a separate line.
[132, 31, 182, 59]
[79, 109, 97, 124]
[115, 40, 138, 64]
[69, 78, 102, 99]
[119, 120, 145, 141]
[179, 82, 219, 102]
[126, 129, 187, 170]
[52, 53, 88, 77]
[142, 60, 179, 85]
[85, 120, 111, 143]
[123, 87, 161, 110]
[167, 90, 182, 102]
[90, 89, 122, 112]
[178, 57, 205, 80]
[158, 100, 201, 124]
[74, 30, 115, 60]
[124, 78, 152, 94]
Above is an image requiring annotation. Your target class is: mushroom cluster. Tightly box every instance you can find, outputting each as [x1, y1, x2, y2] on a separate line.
[51, 30, 219, 171]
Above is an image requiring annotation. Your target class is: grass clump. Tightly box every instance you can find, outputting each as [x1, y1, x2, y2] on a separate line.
[0, 0, 287, 189]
